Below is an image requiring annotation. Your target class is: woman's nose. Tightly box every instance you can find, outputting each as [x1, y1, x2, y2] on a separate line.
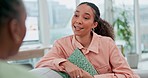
[76, 17, 82, 24]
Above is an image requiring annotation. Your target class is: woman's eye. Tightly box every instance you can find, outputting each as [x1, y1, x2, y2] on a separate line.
[74, 14, 78, 17]
[84, 17, 89, 20]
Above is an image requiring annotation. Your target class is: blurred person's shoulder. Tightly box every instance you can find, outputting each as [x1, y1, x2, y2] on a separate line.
[0, 61, 39, 78]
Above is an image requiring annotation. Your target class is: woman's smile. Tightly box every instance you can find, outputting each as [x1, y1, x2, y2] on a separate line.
[74, 25, 84, 31]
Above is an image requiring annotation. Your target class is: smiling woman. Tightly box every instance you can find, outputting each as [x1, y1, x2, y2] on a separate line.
[35, 2, 139, 78]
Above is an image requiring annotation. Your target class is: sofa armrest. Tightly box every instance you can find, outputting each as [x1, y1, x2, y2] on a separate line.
[30, 67, 148, 78]
[133, 69, 148, 78]
[30, 67, 62, 78]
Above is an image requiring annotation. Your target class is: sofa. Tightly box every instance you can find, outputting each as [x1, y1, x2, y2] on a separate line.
[30, 67, 62, 78]
[30, 67, 148, 78]
[133, 69, 148, 78]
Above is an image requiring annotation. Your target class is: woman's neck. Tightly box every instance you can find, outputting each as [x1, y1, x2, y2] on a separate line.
[75, 32, 93, 48]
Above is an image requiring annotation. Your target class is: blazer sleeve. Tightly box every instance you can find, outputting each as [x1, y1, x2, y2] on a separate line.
[35, 40, 67, 71]
[94, 38, 140, 78]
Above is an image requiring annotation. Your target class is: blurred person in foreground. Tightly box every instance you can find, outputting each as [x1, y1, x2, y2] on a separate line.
[0, 0, 39, 78]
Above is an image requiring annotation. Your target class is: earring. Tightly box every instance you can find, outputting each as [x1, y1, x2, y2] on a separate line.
[92, 28, 95, 31]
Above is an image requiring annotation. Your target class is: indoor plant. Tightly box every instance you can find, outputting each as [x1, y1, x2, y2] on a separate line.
[113, 11, 139, 69]
[113, 11, 132, 54]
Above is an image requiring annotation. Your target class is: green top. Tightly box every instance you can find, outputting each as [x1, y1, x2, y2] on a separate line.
[0, 61, 38, 78]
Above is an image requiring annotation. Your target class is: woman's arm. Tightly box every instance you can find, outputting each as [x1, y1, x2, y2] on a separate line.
[93, 38, 140, 78]
[35, 40, 67, 71]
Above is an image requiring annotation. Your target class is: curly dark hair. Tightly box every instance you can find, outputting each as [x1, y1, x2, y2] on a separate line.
[78, 2, 115, 40]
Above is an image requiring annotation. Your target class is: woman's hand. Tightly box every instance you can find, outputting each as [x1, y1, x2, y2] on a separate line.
[60, 61, 83, 78]
[81, 70, 94, 78]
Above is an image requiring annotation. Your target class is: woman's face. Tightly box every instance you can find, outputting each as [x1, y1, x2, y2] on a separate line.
[71, 4, 98, 37]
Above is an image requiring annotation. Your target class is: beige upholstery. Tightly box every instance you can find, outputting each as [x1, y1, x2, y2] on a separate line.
[30, 67, 148, 78]
[133, 69, 148, 78]
[30, 67, 62, 78]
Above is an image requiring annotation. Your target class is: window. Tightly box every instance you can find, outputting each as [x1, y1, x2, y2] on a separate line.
[23, 0, 40, 43]
[47, 0, 76, 44]
[113, 0, 135, 54]
[139, 0, 148, 53]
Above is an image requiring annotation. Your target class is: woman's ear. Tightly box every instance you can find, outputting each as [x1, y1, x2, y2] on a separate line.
[93, 22, 98, 29]
[8, 19, 21, 44]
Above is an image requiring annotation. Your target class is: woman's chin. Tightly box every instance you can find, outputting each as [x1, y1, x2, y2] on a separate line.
[74, 32, 82, 36]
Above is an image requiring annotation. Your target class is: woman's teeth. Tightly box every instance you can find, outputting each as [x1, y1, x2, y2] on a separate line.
[74, 26, 83, 31]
